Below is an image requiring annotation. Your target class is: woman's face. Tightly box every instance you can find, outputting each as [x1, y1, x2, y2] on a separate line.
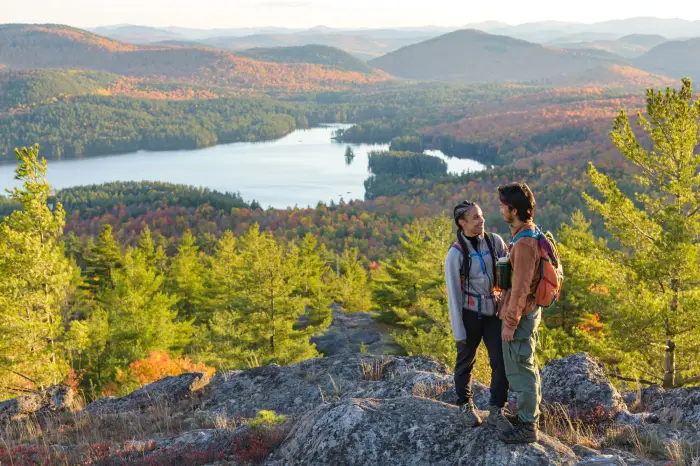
[458, 204, 485, 236]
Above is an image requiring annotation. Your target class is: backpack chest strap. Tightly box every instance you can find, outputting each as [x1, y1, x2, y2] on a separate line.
[470, 250, 491, 274]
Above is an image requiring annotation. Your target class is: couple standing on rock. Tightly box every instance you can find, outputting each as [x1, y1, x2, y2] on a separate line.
[445, 182, 543, 444]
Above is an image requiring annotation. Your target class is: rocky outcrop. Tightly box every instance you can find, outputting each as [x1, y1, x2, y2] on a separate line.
[4, 352, 695, 465]
[267, 397, 580, 466]
[541, 352, 627, 416]
[0, 385, 74, 423]
[86, 372, 205, 414]
[198, 354, 456, 418]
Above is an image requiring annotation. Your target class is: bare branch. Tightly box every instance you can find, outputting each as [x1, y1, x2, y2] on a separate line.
[0, 384, 37, 394]
[629, 365, 665, 382]
[0, 365, 38, 385]
[610, 374, 657, 386]
[674, 374, 700, 387]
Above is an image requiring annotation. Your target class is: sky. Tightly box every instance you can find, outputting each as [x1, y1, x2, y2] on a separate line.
[2, 0, 700, 29]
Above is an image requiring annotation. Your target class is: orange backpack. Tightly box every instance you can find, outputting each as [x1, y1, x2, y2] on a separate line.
[510, 227, 564, 308]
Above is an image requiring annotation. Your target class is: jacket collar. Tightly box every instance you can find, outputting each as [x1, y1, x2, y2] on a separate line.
[510, 221, 534, 237]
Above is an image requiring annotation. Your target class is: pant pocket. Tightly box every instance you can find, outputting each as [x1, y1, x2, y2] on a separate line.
[516, 338, 536, 368]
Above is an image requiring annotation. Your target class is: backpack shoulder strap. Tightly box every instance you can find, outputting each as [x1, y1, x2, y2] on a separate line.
[451, 241, 464, 253]
[510, 228, 539, 248]
[484, 233, 497, 281]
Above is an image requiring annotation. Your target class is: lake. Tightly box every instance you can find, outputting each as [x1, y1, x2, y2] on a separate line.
[0, 124, 485, 208]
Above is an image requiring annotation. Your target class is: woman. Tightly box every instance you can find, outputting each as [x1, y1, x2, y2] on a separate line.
[445, 200, 511, 431]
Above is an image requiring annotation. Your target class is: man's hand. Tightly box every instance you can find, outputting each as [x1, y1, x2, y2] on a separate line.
[501, 326, 515, 342]
[456, 339, 467, 346]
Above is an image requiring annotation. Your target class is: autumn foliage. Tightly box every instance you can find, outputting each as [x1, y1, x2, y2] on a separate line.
[104, 351, 215, 396]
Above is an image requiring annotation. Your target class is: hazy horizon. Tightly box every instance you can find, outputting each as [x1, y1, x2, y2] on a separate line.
[3, 0, 700, 30]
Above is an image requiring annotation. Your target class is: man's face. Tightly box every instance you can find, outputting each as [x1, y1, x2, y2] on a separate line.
[499, 203, 517, 224]
[458, 205, 485, 235]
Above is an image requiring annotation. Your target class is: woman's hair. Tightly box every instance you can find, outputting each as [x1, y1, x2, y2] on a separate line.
[498, 183, 536, 222]
[453, 200, 476, 227]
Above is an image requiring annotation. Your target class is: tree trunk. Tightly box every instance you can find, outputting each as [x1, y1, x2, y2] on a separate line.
[663, 282, 680, 389]
[269, 273, 275, 355]
[663, 339, 675, 389]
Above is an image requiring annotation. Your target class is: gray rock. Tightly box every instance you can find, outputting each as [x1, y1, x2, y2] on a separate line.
[266, 396, 580, 466]
[575, 455, 627, 466]
[0, 385, 73, 423]
[646, 385, 700, 430]
[638, 386, 665, 408]
[199, 363, 323, 418]
[571, 444, 600, 458]
[86, 372, 205, 414]
[198, 353, 452, 419]
[541, 352, 627, 416]
[599, 449, 655, 466]
[151, 427, 241, 454]
[614, 410, 659, 426]
[622, 385, 665, 411]
[348, 330, 380, 345]
[310, 307, 405, 356]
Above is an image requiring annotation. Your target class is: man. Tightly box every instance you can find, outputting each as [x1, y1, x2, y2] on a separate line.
[497, 182, 542, 444]
[445, 200, 512, 432]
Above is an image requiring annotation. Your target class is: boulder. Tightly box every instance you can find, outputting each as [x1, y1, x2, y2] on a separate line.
[621, 385, 665, 411]
[0, 385, 73, 423]
[266, 396, 581, 466]
[86, 372, 205, 414]
[645, 386, 700, 430]
[199, 364, 323, 418]
[199, 354, 453, 419]
[541, 353, 627, 416]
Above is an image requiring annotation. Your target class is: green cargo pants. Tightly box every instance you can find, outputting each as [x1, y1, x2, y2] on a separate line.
[502, 307, 542, 423]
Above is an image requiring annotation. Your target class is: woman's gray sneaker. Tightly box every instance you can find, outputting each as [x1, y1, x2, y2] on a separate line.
[459, 400, 482, 427]
[487, 405, 513, 432]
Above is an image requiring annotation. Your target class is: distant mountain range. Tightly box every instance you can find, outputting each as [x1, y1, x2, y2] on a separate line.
[197, 34, 426, 61]
[368, 28, 700, 84]
[367, 29, 625, 84]
[0, 24, 389, 92]
[3, 22, 700, 89]
[87, 18, 700, 64]
[547, 34, 668, 58]
[92, 17, 700, 43]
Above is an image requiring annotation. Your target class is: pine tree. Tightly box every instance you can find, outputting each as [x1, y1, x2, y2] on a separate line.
[0, 145, 74, 398]
[567, 79, 700, 388]
[332, 247, 372, 314]
[234, 225, 318, 365]
[166, 231, 207, 323]
[296, 233, 333, 325]
[202, 227, 320, 368]
[87, 249, 193, 388]
[82, 224, 122, 296]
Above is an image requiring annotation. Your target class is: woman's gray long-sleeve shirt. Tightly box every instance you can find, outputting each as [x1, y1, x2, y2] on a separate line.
[445, 232, 507, 341]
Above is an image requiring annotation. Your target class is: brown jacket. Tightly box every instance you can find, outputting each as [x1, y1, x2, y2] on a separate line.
[499, 222, 541, 332]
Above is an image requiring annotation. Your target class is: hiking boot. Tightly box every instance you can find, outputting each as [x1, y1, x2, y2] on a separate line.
[498, 421, 538, 444]
[487, 405, 513, 433]
[504, 408, 521, 425]
[459, 400, 482, 427]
